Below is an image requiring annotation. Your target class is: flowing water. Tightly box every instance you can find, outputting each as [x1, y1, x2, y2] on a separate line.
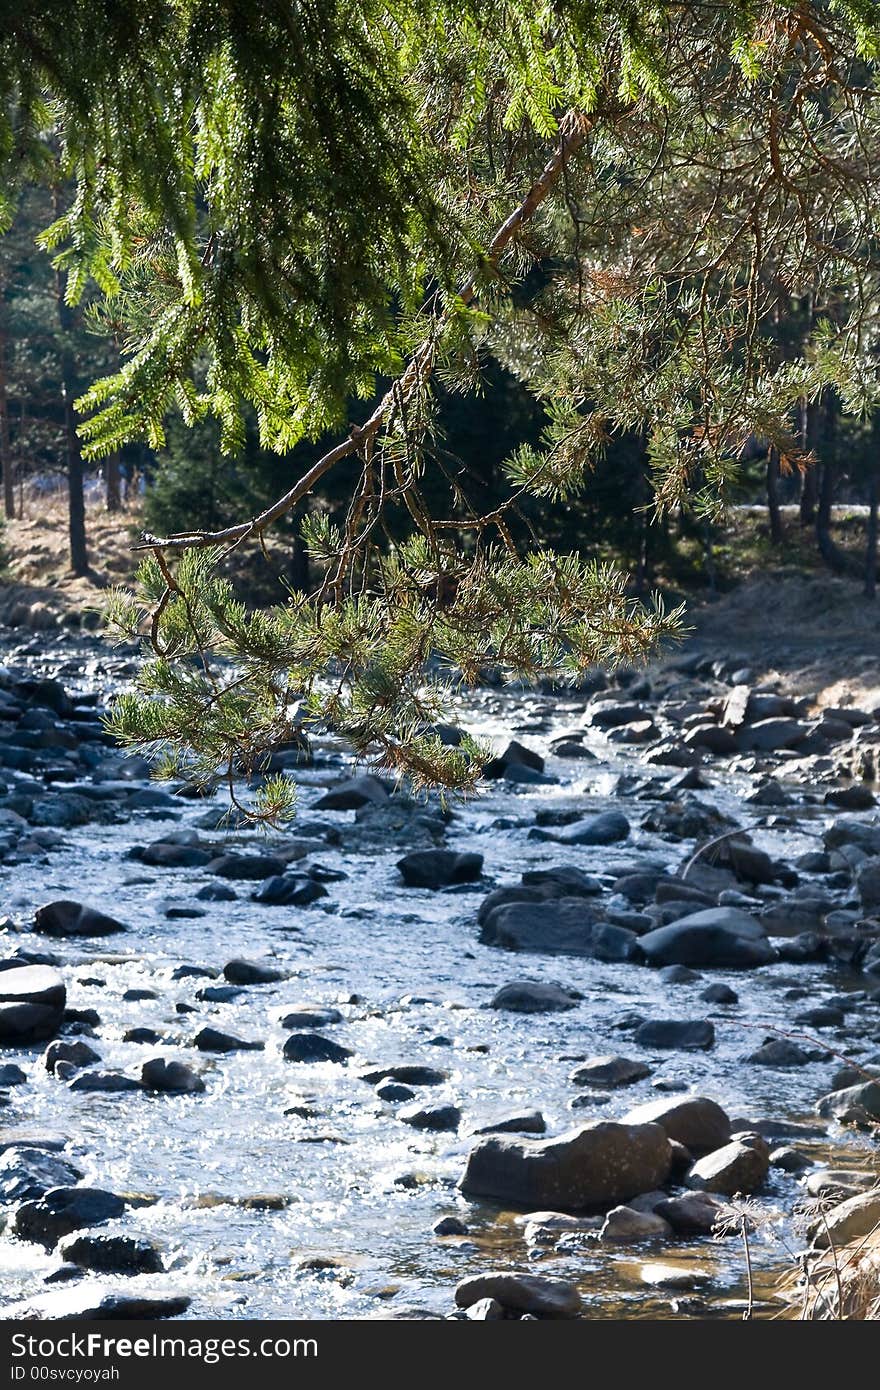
[0, 642, 877, 1319]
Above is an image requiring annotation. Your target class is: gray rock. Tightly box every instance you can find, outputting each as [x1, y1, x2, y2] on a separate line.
[141, 1058, 205, 1094]
[470, 1110, 546, 1136]
[278, 1006, 343, 1029]
[34, 901, 126, 937]
[360, 1065, 447, 1086]
[459, 1121, 672, 1210]
[0, 965, 66, 1042]
[283, 1033, 352, 1063]
[138, 842, 211, 869]
[397, 850, 483, 889]
[700, 983, 738, 1004]
[654, 1190, 723, 1235]
[12, 1187, 126, 1247]
[399, 1102, 461, 1132]
[638, 908, 774, 969]
[376, 1081, 416, 1102]
[480, 899, 622, 958]
[314, 777, 390, 810]
[0, 1063, 27, 1085]
[463, 1297, 506, 1320]
[770, 1146, 812, 1173]
[58, 1233, 163, 1274]
[433, 1216, 469, 1236]
[623, 1096, 731, 1154]
[810, 1191, 880, 1249]
[68, 1071, 140, 1094]
[490, 980, 580, 1013]
[44, 1040, 100, 1075]
[530, 811, 630, 846]
[207, 854, 287, 880]
[687, 1141, 770, 1195]
[747, 1039, 812, 1067]
[0, 1148, 84, 1203]
[570, 1056, 652, 1089]
[192, 1027, 263, 1053]
[599, 1205, 672, 1243]
[3, 1286, 190, 1319]
[633, 1019, 715, 1051]
[737, 719, 809, 751]
[586, 701, 648, 729]
[454, 1271, 581, 1318]
[223, 958, 286, 985]
[815, 1079, 880, 1123]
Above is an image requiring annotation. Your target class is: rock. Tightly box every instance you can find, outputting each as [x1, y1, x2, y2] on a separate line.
[459, 1121, 672, 1210]
[811, 1191, 880, 1249]
[793, 1005, 844, 1028]
[462, 1298, 506, 1320]
[483, 740, 545, 777]
[282, 1033, 353, 1063]
[0, 1148, 84, 1203]
[360, 1065, 447, 1086]
[192, 1027, 263, 1053]
[638, 908, 775, 969]
[470, 1110, 546, 1136]
[633, 1020, 715, 1051]
[0, 965, 66, 1042]
[570, 1056, 651, 1089]
[816, 1079, 880, 1124]
[433, 1216, 469, 1236]
[490, 981, 581, 1013]
[44, 1040, 101, 1075]
[314, 777, 390, 810]
[68, 1072, 141, 1093]
[623, 1097, 731, 1154]
[278, 1006, 344, 1029]
[454, 1271, 581, 1319]
[640, 1262, 713, 1291]
[399, 1102, 461, 1131]
[747, 1039, 812, 1067]
[0, 1063, 27, 1085]
[480, 899, 629, 958]
[223, 958, 287, 985]
[11, 1187, 126, 1246]
[700, 983, 738, 1004]
[530, 810, 630, 846]
[376, 1082, 416, 1102]
[254, 875, 328, 906]
[857, 860, 880, 912]
[683, 724, 738, 754]
[599, 1205, 672, 1243]
[737, 718, 809, 751]
[207, 853, 287, 880]
[3, 1286, 190, 1319]
[520, 866, 603, 896]
[58, 1233, 163, 1274]
[138, 842, 211, 869]
[770, 1146, 812, 1173]
[397, 850, 483, 889]
[140, 1058, 205, 1094]
[653, 1191, 723, 1236]
[586, 701, 649, 729]
[687, 1140, 770, 1195]
[33, 901, 126, 937]
[123, 1028, 161, 1045]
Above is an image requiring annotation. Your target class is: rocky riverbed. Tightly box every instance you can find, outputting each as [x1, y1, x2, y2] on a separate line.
[0, 629, 878, 1320]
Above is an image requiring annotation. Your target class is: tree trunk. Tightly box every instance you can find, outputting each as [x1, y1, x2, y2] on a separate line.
[815, 390, 850, 573]
[54, 263, 88, 576]
[105, 453, 122, 512]
[766, 446, 783, 544]
[798, 396, 818, 526]
[866, 415, 880, 600]
[0, 309, 13, 520]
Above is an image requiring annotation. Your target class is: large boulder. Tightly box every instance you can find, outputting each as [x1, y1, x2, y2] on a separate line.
[637, 907, 775, 969]
[459, 1121, 672, 1210]
[687, 1140, 770, 1195]
[816, 1080, 880, 1124]
[454, 1271, 581, 1319]
[0, 964, 66, 1042]
[623, 1096, 731, 1155]
[33, 901, 126, 938]
[810, 1192, 880, 1249]
[397, 849, 483, 888]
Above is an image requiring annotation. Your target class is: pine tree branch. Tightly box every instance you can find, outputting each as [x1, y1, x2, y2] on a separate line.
[133, 108, 594, 554]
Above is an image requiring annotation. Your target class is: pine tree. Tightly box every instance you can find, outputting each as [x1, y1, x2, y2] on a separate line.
[3, 2, 880, 818]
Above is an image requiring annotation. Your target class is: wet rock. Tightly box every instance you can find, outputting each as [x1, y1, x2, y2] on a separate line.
[653, 1191, 723, 1236]
[633, 1019, 715, 1051]
[3, 1286, 190, 1319]
[123, 1028, 161, 1045]
[0, 1063, 26, 1085]
[815, 1079, 880, 1123]
[770, 1146, 812, 1173]
[459, 1121, 672, 1209]
[360, 1065, 447, 1086]
[747, 1039, 812, 1067]
[207, 853, 287, 881]
[58, 1233, 163, 1274]
[490, 980, 580, 1013]
[12, 1187, 126, 1246]
[687, 1140, 769, 1195]
[282, 1033, 353, 1063]
[136, 842, 211, 869]
[684, 724, 737, 754]
[399, 1102, 461, 1132]
[195, 883, 237, 902]
[223, 958, 286, 985]
[793, 1005, 844, 1028]
[314, 777, 390, 811]
[658, 964, 701, 984]
[454, 1271, 581, 1319]
[623, 1096, 731, 1154]
[599, 1205, 672, 1243]
[0, 965, 66, 1042]
[434, 1215, 469, 1236]
[397, 849, 483, 889]
[141, 1058, 205, 1094]
[376, 1081, 416, 1102]
[68, 1072, 141, 1094]
[530, 810, 630, 847]
[586, 701, 649, 729]
[0, 1148, 84, 1203]
[480, 899, 626, 958]
[483, 740, 545, 779]
[638, 908, 774, 969]
[254, 875, 328, 906]
[810, 1191, 880, 1249]
[192, 1027, 264, 1053]
[856, 859, 880, 912]
[470, 1110, 546, 1136]
[805, 1169, 877, 1201]
[700, 983, 738, 1005]
[196, 985, 244, 1004]
[34, 900, 126, 937]
[737, 718, 810, 751]
[640, 1262, 713, 1291]
[278, 1006, 344, 1029]
[44, 1040, 100, 1075]
[570, 1056, 651, 1089]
